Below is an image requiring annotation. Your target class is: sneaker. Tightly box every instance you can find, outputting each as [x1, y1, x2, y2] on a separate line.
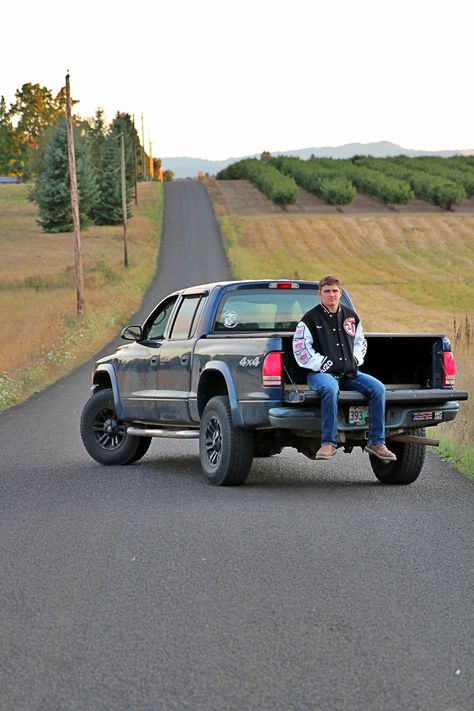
[316, 444, 337, 460]
[365, 443, 397, 462]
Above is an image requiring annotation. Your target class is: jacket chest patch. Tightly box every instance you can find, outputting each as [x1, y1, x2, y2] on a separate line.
[343, 317, 356, 337]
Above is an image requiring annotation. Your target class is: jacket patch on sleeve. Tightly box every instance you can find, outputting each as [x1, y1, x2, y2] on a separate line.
[295, 325, 305, 339]
[299, 349, 311, 364]
[343, 317, 356, 337]
[293, 339, 305, 354]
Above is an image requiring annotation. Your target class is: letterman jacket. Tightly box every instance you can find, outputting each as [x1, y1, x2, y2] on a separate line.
[293, 302, 367, 377]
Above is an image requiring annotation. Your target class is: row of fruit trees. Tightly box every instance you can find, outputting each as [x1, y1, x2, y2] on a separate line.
[217, 155, 474, 210]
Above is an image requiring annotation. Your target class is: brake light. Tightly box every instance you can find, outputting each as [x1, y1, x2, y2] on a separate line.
[262, 351, 283, 387]
[268, 282, 300, 289]
[442, 351, 456, 387]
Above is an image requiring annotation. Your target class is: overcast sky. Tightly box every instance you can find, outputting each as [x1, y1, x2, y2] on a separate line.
[3, 0, 473, 159]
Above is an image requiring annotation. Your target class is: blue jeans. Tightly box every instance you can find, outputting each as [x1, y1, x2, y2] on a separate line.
[307, 371, 386, 447]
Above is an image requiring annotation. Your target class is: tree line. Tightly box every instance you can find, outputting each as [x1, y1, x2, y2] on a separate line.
[0, 82, 173, 232]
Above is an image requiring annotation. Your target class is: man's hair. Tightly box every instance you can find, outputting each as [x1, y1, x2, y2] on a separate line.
[318, 275, 342, 290]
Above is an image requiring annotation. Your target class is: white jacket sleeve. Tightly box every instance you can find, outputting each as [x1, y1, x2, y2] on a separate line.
[292, 321, 328, 372]
[353, 322, 367, 366]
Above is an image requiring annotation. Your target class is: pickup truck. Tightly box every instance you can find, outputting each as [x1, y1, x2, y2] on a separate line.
[80, 280, 468, 486]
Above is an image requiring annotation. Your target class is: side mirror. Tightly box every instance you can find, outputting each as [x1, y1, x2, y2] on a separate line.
[120, 325, 143, 341]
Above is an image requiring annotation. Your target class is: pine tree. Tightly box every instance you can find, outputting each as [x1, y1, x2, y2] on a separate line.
[91, 132, 123, 225]
[35, 118, 98, 233]
[92, 112, 135, 223]
[87, 108, 107, 175]
[111, 113, 135, 191]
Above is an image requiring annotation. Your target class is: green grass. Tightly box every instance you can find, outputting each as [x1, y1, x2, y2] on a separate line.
[436, 437, 474, 479]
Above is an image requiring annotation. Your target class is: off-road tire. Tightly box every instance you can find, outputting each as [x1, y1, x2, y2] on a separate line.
[369, 428, 426, 485]
[125, 435, 152, 464]
[199, 396, 253, 486]
[80, 388, 150, 465]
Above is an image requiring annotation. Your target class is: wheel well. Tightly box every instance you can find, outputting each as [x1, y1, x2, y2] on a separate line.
[197, 371, 228, 417]
[93, 371, 112, 391]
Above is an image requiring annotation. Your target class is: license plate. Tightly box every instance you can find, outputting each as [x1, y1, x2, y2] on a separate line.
[349, 405, 369, 425]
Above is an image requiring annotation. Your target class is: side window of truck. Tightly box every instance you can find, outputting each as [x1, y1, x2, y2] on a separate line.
[169, 295, 204, 340]
[145, 297, 179, 340]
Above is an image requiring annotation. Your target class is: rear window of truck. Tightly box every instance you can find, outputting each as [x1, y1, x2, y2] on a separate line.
[214, 289, 344, 332]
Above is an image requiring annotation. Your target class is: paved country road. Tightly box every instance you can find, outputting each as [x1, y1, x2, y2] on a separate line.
[1, 181, 472, 711]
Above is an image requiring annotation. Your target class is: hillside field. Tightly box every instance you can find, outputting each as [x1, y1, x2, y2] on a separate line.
[204, 177, 473, 474]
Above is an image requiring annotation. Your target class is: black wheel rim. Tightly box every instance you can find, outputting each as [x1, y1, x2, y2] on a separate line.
[205, 416, 222, 468]
[92, 406, 126, 450]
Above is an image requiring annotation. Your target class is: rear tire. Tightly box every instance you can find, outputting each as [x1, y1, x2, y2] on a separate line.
[80, 388, 150, 465]
[199, 396, 253, 486]
[369, 428, 426, 485]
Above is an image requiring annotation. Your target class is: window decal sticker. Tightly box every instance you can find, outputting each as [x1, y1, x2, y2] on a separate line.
[223, 310, 238, 328]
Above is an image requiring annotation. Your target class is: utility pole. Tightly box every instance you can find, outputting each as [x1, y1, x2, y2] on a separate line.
[65, 71, 85, 317]
[149, 135, 154, 179]
[120, 132, 129, 268]
[132, 115, 138, 205]
[141, 112, 146, 180]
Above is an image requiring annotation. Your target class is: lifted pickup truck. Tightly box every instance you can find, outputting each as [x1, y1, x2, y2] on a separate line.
[80, 280, 468, 486]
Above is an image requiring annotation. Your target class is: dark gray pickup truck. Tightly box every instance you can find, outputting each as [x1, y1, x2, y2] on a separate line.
[80, 280, 468, 485]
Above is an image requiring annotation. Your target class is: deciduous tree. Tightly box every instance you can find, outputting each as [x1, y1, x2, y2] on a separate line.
[9, 83, 68, 148]
[7, 83, 71, 178]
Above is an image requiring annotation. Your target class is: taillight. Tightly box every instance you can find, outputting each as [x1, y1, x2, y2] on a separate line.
[268, 282, 300, 289]
[442, 351, 456, 387]
[262, 352, 283, 387]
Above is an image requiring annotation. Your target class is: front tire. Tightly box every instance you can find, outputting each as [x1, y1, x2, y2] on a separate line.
[125, 435, 152, 464]
[199, 396, 253, 486]
[80, 388, 151, 465]
[369, 428, 426, 485]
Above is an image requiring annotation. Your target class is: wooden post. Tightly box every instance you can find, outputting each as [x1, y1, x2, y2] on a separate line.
[141, 113, 146, 180]
[120, 132, 129, 268]
[65, 72, 85, 317]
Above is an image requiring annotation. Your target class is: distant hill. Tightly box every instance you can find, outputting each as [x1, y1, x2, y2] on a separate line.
[162, 141, 474, 179]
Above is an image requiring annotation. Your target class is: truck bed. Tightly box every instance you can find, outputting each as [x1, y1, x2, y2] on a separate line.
[282, 332, 452, 390]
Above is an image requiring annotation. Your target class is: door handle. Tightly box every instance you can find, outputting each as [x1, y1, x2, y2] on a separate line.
[150, 356, 159, 366]
[180, 355, 189, 366]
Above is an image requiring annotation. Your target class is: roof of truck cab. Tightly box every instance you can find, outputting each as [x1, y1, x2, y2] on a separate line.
[180, 279, 320, 293]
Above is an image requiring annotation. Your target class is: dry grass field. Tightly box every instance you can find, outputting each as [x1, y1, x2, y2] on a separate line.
[204, 177, 473, 474]
[0, 182, 163, 409]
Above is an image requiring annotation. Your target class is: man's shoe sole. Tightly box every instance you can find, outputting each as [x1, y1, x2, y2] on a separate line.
[315, 450, 337, 460]
[365, 446, 397, 462]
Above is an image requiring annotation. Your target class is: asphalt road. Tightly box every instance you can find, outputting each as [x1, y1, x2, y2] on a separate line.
[1, 181, 472, 711]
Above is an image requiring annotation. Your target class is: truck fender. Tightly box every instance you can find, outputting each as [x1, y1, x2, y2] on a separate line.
[92, 364, 125, 420]
[199, 361, 244, 427]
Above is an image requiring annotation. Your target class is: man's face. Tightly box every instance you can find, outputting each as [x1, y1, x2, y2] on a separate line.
[319, 283, 342, 312]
